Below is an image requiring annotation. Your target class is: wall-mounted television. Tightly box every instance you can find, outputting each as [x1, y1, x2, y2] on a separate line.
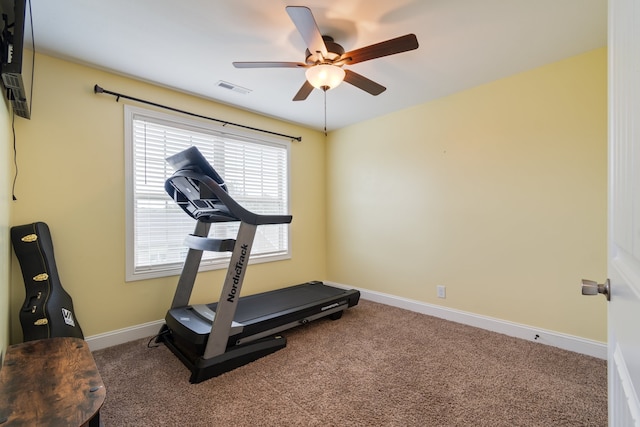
[0, 0, 32, 119]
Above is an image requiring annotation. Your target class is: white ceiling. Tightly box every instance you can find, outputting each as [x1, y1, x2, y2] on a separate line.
[25, 0, 607, 131]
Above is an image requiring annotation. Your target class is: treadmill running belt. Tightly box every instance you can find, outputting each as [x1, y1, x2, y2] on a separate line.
[207, 282, 347, 324]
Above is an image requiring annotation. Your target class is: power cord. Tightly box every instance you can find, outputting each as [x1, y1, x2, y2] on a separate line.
[11, 109, 17, 200]
[147, 328, 170, 348]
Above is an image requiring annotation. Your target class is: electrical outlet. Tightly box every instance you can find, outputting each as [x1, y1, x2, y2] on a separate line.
[437, 285, 446, 299]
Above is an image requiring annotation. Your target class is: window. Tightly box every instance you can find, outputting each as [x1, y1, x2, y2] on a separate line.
[125, 106, 290, 281]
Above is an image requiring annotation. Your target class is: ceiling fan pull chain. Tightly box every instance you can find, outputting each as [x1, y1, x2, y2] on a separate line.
[324, 89, 327, 136]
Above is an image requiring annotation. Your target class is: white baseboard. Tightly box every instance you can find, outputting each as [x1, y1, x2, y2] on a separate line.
[85, 319, 165, 352]
[325, 281, 607, 360]
[85, 283, 607, 360]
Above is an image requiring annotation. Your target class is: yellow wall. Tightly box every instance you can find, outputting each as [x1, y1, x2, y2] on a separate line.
[6, 48, 607, 345]
[8, 53, 327, 341]
[0, 93, 12, 355]
[326, 48, 607, 342]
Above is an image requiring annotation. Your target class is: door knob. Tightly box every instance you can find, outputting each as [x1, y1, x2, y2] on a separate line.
[581, 278, 610, 301]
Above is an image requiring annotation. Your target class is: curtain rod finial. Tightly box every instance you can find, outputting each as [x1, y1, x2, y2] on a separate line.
[94, 84, 104, 94]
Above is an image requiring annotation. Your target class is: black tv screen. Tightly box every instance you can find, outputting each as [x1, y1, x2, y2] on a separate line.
[0, 0, 32, 119]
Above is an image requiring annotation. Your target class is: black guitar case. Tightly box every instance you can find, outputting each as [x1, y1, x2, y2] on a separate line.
[10, 222, 84, 341]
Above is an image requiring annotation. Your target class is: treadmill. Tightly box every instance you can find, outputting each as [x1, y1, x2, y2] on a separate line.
[156, 146, 360, 383]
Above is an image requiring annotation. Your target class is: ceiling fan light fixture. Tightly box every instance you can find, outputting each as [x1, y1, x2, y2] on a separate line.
[305, 64, 345, 90]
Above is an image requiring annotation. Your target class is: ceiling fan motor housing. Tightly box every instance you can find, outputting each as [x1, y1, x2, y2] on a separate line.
[306, 36, 344, 64]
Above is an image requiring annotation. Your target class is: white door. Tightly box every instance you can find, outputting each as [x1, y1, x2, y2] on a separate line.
[607, 0, 640, 425]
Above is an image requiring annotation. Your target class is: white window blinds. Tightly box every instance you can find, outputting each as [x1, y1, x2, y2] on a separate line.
[125, 106, 290, 281]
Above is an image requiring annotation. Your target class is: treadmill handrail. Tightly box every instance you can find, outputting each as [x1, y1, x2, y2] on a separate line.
[184, 235, 236, 253]
[167, 169, 293, 226]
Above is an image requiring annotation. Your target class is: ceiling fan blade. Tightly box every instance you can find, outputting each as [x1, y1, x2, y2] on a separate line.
[286, 6, 328, 57]
[233, 61, 306, 68]
[293, 80, 314, 101]
[340, 34, 419, 65]
[344, 70, 386, 96]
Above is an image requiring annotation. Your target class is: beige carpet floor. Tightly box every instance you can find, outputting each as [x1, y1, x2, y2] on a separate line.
[92, 300, 607, 426]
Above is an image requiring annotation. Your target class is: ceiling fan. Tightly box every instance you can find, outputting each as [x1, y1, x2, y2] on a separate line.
[232, 6, 419, 101]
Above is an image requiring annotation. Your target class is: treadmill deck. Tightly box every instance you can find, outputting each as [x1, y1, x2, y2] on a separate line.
[164, 281, 360, 347]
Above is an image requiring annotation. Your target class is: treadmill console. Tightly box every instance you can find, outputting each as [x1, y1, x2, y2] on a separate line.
[164, 146, 292, 226]
[165, 146, 228, 192]
[164, 146, 237, 223]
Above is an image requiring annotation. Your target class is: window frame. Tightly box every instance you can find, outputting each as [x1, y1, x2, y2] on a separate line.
[124, 105, 291, 282]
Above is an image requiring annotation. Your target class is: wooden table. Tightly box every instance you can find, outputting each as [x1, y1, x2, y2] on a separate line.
[0, 337, 106, 426]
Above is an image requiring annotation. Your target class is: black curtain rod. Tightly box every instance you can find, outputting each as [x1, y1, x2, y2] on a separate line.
[93, 84, 302, 142]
